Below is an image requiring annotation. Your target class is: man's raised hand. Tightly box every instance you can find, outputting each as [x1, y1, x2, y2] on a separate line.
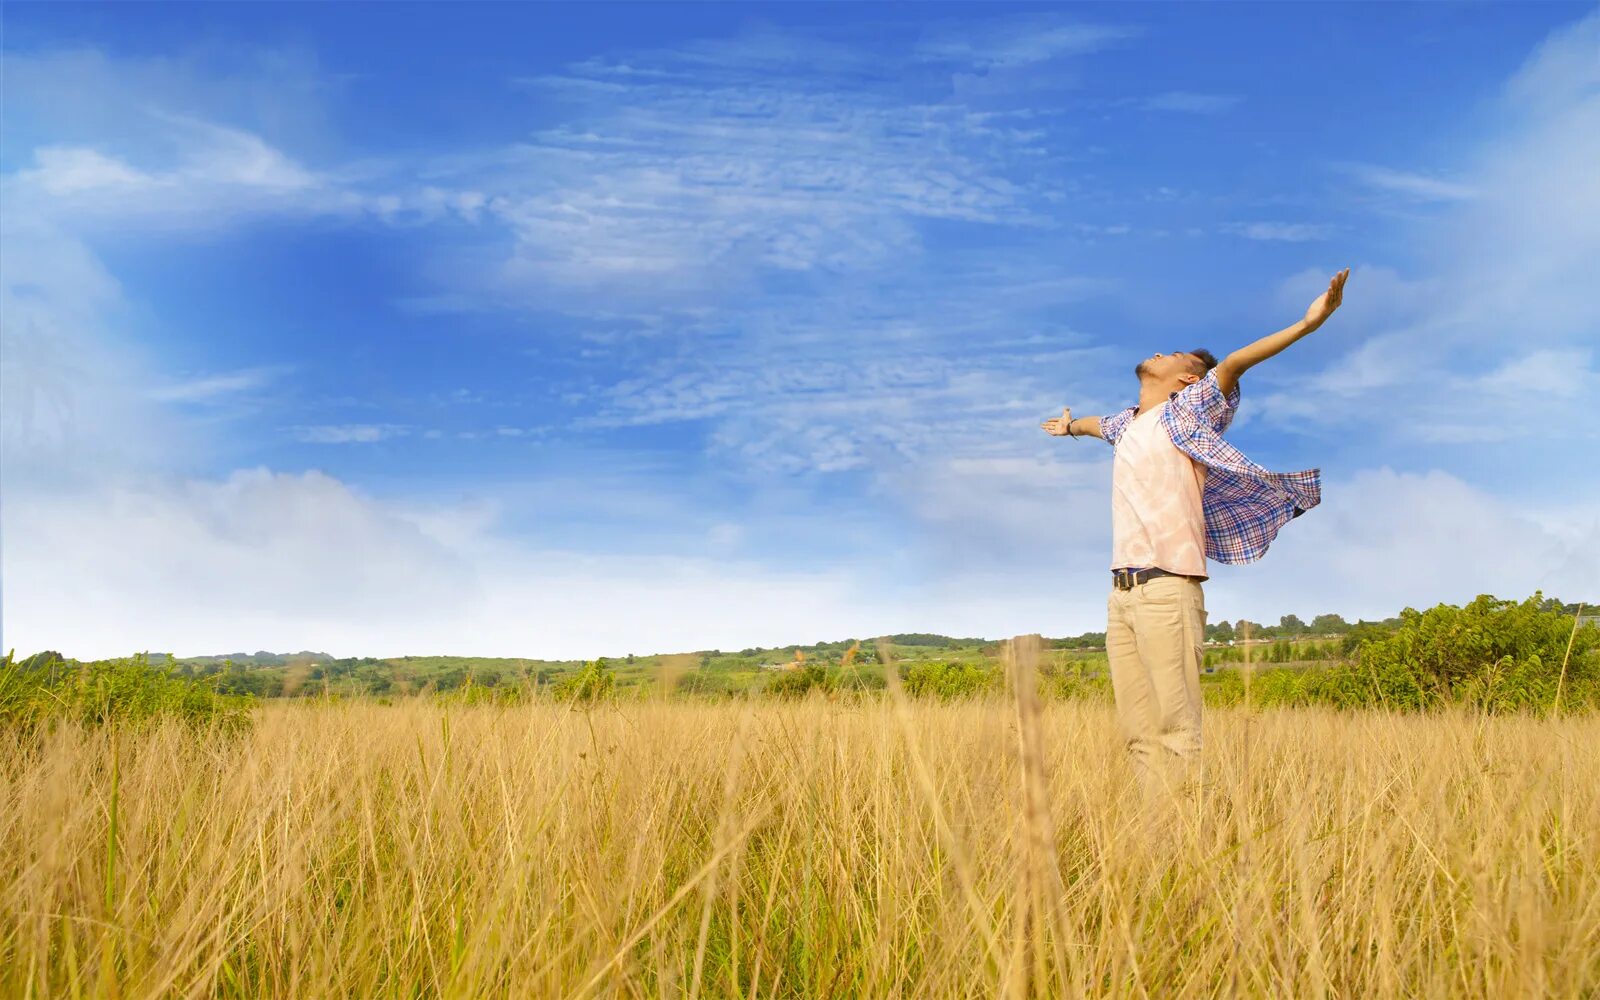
[1041, 406, 1073, 436]
[1303, 268, 1350, 330]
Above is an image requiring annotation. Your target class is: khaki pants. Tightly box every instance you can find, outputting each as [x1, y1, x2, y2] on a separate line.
[1106, 575, 1207, 790]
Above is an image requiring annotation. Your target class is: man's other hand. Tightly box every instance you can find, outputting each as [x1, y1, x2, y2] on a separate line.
[1302, 268, 1350, 329]
[1041, 407, 1073, 436]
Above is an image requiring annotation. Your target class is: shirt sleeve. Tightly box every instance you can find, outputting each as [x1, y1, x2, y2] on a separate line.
[1170, 369, 1240, 434]
[1099, 407, 1136, 445]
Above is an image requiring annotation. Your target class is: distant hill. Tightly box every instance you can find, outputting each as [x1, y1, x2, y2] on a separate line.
[24, 593, 1592, 679]
[178, 650, 335, 667]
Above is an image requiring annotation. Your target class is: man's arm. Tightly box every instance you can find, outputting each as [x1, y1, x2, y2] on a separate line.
[1215, 268, 1349, 397]
[1041, 407, 1104, 440]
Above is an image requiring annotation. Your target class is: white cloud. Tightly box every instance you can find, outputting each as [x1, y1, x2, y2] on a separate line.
[20, 147, 161, 194]
[0, 218, 190, 489]
[1499, 7, 1600, 118]
[6, 107, 483, 237]
[7, 134, 331, 233]
[291, 424, 409, 444]
[916, 16, 1140, 69]
[2, 468, 920, 659]
[414, 28, 1095, 306]
[1413, 349, 1600, 443]
[148, 366, 286, 403]
[1207, 468, 1600, 622]
[1250, 11, 1600, 455]
[8, 460, 1594, 661]
[1137, 92, 1240, 114]
[1331, 161, 1478, 202]
[1221, 221, 1339, 242]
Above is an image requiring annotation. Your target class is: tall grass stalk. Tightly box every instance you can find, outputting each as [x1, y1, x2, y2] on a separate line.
[1551, 603, 1584, 720]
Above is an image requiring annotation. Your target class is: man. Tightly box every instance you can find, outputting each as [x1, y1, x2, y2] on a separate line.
[1041, 268, 1349, 789]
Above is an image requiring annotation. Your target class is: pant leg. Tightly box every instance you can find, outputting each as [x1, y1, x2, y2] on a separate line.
[1106, 586, 1161, 777]
[1129, 575, 1206, 760]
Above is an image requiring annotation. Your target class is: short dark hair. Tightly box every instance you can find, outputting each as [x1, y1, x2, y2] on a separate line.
[1188, 348, 1218, 374]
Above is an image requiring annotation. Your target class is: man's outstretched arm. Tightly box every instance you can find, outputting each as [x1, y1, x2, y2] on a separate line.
[1041, 407, 1104, 440]
[1215, 268, 1349, 397]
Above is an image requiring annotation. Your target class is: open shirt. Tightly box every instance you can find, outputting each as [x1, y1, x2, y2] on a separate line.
[1100, 370, 1320, 565]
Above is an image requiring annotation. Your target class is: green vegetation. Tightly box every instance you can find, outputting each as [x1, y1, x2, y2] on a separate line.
[551, 658, 617, 702]
[1204, 594, 1599, 713]
[0, 651, 251, 731]
[13, 593, 1594, 715]
[901, 660, 1000, 699]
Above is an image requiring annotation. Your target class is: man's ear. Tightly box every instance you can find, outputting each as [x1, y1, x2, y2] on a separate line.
[1180, 372, 1201, 386]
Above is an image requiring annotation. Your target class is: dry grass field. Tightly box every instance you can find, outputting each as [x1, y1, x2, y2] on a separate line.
[4, 685, 1598, 998]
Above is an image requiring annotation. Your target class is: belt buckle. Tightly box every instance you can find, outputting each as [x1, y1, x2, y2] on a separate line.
[1114, 568, 1133, 591]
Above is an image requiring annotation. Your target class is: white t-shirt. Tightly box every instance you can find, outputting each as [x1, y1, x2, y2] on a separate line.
[1109, 403, 1208, 578]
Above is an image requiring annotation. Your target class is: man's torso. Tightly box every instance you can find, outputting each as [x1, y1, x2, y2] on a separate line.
[1110, 403, 1208, 578]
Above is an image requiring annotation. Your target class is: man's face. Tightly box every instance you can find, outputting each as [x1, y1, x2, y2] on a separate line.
[1134, 351, 1200, 382]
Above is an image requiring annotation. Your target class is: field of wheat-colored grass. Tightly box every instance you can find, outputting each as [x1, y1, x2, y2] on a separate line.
[4, 691, 1597, 999]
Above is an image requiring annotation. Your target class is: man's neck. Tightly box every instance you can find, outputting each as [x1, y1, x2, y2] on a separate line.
[1135, 381, 1178, 415]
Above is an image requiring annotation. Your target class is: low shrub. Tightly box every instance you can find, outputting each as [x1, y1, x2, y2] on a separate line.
[552, 659, 616, 702]
[766, 664, 832, 699]
[901, 661, 999, 699]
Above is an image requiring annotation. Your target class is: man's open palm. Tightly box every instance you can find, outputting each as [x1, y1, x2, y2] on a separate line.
[1303, 268, 1350, 328]
[1041, 407, 1072, 436]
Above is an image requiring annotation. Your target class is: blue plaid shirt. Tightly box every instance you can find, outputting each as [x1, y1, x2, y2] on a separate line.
[1100, 371, 1320, 565]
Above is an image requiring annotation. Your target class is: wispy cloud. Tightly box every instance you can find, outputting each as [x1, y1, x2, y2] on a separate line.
[1134, 91, 1240, 114]
[1331, 161, 1478, 201]
[475, 62, 1060, 297]
[1500, 7, 1600, 118]
[1221, 221, 1339, 242]
[916, 16, 1141, 69]
[291, 423, 409, 444]
[149, 366, 286, 403]
[5, 108, 485, 235]
[1252, 10, 1600, 461]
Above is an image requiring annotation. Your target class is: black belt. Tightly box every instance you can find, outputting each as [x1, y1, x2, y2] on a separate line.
[1111, 567, 1201, 591]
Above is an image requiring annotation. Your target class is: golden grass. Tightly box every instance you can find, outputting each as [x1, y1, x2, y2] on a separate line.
[3, 695, 1597, 998]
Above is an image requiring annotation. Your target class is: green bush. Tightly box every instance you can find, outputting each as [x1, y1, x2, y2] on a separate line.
[1204, 595, 1597, 713]
[1331, 593, 1597, 712]
[0, 652, 252, 731]
[552, 659, 616, 702]
[1037, 660, 1112, 702]
[437, 676, 532, 707]
[1202, 666, 1369, 709]
[901, 661, 999, 699]
[766, 664, 832, 699]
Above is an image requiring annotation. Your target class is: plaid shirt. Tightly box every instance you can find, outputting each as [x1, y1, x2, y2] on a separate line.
[1100, 370, 1320, 565]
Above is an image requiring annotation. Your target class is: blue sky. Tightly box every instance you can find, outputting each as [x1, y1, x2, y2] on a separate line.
[4, 3, 1597, 658]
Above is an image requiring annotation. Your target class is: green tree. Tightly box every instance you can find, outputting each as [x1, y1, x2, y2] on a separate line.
[1311, 613, 1349, 634]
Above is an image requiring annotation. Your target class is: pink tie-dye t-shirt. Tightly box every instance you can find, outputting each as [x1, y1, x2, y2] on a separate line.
[1109, 402, 1208, 577]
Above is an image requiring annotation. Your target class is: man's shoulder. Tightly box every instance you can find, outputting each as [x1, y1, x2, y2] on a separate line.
[1168, 370, 1239, 431]
[1100, 405, 1138, 444]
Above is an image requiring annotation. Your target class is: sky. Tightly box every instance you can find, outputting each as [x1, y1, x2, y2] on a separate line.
[3, 2, 1597, 660]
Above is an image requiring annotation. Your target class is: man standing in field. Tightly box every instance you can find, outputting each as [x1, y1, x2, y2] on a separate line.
[1041, 268, 1349, 792]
